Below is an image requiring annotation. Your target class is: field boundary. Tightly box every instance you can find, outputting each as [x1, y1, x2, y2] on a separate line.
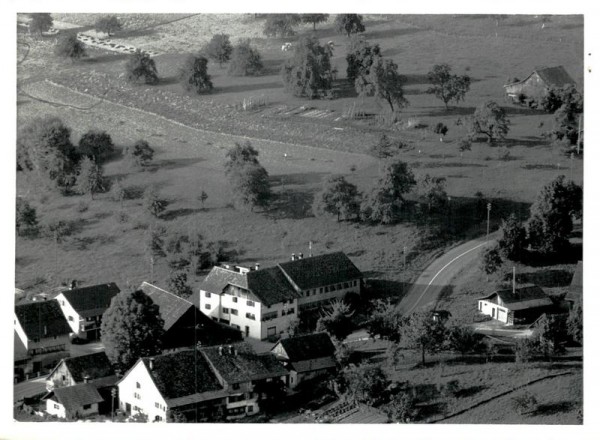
[431, 371, 574, 423]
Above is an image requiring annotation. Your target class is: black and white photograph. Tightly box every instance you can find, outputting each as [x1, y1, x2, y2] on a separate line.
[5, 1, 598, 437]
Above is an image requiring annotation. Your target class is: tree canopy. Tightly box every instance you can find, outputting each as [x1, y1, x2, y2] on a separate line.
[29, 13, 53, 36]
[16, 198, 39, 237]
[301, 14, 329, 30]
[401, 311, 447, 364]
[227, 163, 272, 211]
[315, 300, 354, 341]
[480, 244, 503, 276]
[281, 36, 333, 99]
[101, 289, 165, 371]
[427, 64, 471, 109]
[312, 175, 360, 221]
[78, 130, 114, 163]
[75, 157, 105, 199]
[95, 15, 123, 35]
[356, 58, 408, 112]
[124, 139, 154, 168]
[418, 174, 448, 213]
[143, 186, 169, 218]
[125, 50, 159, 85]
[262, 14, 301, 37]
[339, 363, 388, 405]
[468, 100, 510, 144]
[204, 34, 233, 67]
[178, 55, 213, 94]
[335, 14, 365, 37]
[366, 299, 403, 342]
[54, 34, 86, 60]
[228, 40, 263, 76]
[498, 214, 527, 261]
[346, 37, 382, 86]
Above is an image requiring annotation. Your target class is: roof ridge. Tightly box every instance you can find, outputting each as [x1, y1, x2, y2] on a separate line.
[140, 281, 193, 306]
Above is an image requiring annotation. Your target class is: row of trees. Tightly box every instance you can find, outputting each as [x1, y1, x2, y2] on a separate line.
[261, 14, 364, 38]
[27, 13, 123, 37]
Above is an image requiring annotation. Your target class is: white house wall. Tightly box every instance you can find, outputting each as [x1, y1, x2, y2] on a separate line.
[478, 300, 509, 324]
[118, 361, 169, 422]
[55, 293, 81, 335]
[14, 315, 29, 350]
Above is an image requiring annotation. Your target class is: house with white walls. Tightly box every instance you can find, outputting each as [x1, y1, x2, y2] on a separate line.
[43, 383, 104, 420]
[478, 285, 555, 325]
[197, 252, 362, 340]
[55, 283, 120, 340]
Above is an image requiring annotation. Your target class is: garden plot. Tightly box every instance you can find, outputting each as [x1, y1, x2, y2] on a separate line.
[77, 33, 160, 57]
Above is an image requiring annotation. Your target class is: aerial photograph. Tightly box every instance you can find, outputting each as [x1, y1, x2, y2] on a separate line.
[12, 9, 585, 428]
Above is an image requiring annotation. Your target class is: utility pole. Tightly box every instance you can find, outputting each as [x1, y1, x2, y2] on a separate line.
[111, 387, 117, 422]
[486, 203, 492, 242]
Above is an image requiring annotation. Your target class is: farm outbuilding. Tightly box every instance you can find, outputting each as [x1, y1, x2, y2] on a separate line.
[503, 66, 576, 102]
[478, 285, 555, 325]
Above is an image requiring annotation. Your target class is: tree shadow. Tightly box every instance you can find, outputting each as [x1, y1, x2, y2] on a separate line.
[382, 47, 403, 57]
[504, 138, 548, 148]
[261, 58, 286, 76]
[364, 26, 423, 40]
[82, 53, 131, 64]
[533, 401, 576, 417]
[366, 279, 411, 303]
[215, 81, 283, 94]
[420, 106, 477, 117]
[454, 385, 487, 399]
[519, 244, 582, 267]
[153, 157, 205, 170]
[403, 73, 430, 86]
[158, 75, 180, 86]
[117, 28, 158, 39]
[516, 269, 575, 288]
[268, 189, 316, 220]
[161, 208, 203, 221]
[502, 106, 548, 116]
[333, 79, 358, 99]
[269, 171, 330, 186]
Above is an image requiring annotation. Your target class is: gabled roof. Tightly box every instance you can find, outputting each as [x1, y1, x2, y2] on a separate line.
[567, 261, 583, 300]
[60, 283, 120, 318]
[44, 383, 104, 411]
[200, 343, 288, 384]
[200, 266, 247, 294]
[278, 252, 363, 290]
[138, 282, 193, 331]
[504, 66, 575, 89]
[290, 357, 337, 374]
[274, 332, 336, 362]
[15, 300, 71, 341]
[50, 352, 115, 383]
[14, 331, 29, 362]
[141, 350, 222, 400]
[479, 285, 553, 311]
[246, 267, 300, 306]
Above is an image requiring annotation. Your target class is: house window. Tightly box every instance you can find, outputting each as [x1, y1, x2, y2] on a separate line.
[54, 403, 60, 409]
[337, 284, 342, 290]
[267, 327, 276, 337]
[134, 393, 141, 399]
[233, 324, 240, 330]
[68, 316, 73, 321]
[231, 309, 238, 316]
[155, 415, 162, 422]
[83, 404, 91, 410]
[223, 307, 230, 314]
[136, 382, 141, 389]
[287, 308, 295, 315]
[246, 300, 254, 307]
[354, 281, 357, 286]
[204, 304, 211, 310]
[33, 338, 40, 343]
[205, 292, 211, 298]
[246, 313, 256, 320]
[232, 297, 238, 303]
[232, 383, 240, 390]
[320, 288, 323, 294]
[155, 402, 160, 408]
[343, 282, 349, 289]
[247, 405, 254, 413]
[62, 375, 66, 381]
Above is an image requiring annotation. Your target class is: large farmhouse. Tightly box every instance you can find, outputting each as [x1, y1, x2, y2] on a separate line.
[478, 285, 555, 325]
[197, 252, 362, 340]
[504, 65, 576, 102]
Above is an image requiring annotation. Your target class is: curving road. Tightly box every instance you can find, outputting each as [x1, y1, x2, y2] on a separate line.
[398, 233, 499, 315]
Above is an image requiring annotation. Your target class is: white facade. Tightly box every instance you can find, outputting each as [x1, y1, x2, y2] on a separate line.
[295, 280, 361, 312]
[55, 293, 80, 336]
[478, 300, 510, 324]
[45, 398, 98, 419]
[118, 361, 169, 422]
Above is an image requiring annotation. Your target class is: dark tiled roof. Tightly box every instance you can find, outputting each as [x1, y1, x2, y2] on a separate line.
[275, 332, 336, 362]
[45, 383, 104, 411]
[201, 343, 288, 384]
[568, 261, 583, 300]
[15, 300, 71, 341]
[200, 266, 247, 294]
[535, 66, 575, 88]
[246, 267, 300, 306]
[480, 285, 553, 311]
[61, 283, 120, 318]
[61, 352, 115, 383]
[139, 282, 192, 331]
[14, 331, 29, 362]
[291, 357, 337, 373]
[142, 350, 222, 400]
[278, 252, 362, 290]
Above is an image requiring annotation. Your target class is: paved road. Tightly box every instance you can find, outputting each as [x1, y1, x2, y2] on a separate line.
[398, 233, 499, 315]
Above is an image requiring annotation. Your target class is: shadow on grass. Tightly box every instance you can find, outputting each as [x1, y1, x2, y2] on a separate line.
[153, 157, 205, 170]
[502, 106, 549, 116]
[261, 59, 285, 76]
[517, 244, 582, 267]
[504, 137, 548, 148]
[366, 279, 411, 303]
[158, 75, 180, 86]
[82, 53, 131, 64]
[421, 106, 476, 117]
[216, 81, 283, 94]
[533, 401, 575, 417]
[455, 385, 487, 399]
[516, 269, 574, 288]
[365, 26, 424, 40]
[161, 208, 203, 221]
[268, 189, 315, 220]
[270, 171, 329, 186]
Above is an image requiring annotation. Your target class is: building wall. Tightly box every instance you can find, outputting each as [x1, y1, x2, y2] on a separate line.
[297, 279, 361, 311]
[505, 73, 548, 99]
[118, 361, 169, 422]
[45, 399, 99, 419]
[478, 300, 509, 324]
[55, 293, 81, 336]
[46, 362, 75, 390]
[14, 317, 29, 350]
[259, 301, 298, 340]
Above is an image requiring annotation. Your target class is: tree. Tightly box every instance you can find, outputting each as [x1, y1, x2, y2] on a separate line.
[547, 85, 583, 145]
[568, 299, 582, 344]
[95, 15, 122, 35]
[533, 313, 568, 356]
[16, 198, 39, 237]
[228, 163, 272, 211]
[228, 40, 263, 76]
[204, 34, 233, 67]
[125, 50, 159, 85]
[124, 139, 154, 168]
[199, 191, 208, 209]
[498, 214, 527, 261]
[511, 391, 538, 415]
[79, 130, 114, 163]
[427, 64, 471, 109]
[335, 14, 365, 37]
[100, 289, 165, 371]
[418, 174, 448, 212]
[339, 363, 388, 405]
[387, 392, 417, 423]
[262, 14, 301, 37]
[316, 300, 354, 341]
[301, 14, 329, 30]
[281, 36, 333, 99]
[29, 13, 53, 36]
[458, 138, 472, 155]
[360, 160, 416, 224]
[514, 338, 542, 363]
[480, 244, 503, 276]
[179, 55, 212, 94]
[346, 37, 382, 84]
[356, 58, 408, 112]
[401, 311, 447, 364]
[468, 100, 510, 144]
[17, 116, 78, 190]
[540, 85, 582, 114]
[54, 34, 86, 61]
[224, 141, 260, 173]
[526, 175, 582, 254]
[111, 179, 126, 207]
[166, 409, 187, 423]
[369, 134, 398, 160]
[312, 175, 360, 221]
[446, 325, 485, 356]
[143, 186, 168, 218]
[433, 122, 449, 138]
[366, 299, 403, 342]
[75, 157, 105, 199]
[168, 271, 193, 299]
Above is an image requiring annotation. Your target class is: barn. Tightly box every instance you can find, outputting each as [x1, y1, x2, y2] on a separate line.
[503, 66, 576, 102]
[477, 285, 555, 325]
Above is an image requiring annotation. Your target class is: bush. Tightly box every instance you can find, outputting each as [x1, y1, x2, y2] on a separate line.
[54, 34, 86, 60]
[178, 55, 212, 94]
[204, 34, 233, 67]
[281, 36, 333, 99]
[79, 130, 114, 163]
[511, 391, 538, 415]
[125, 50, 158, 85]
[433, 122, 448, 136]
[124, 140, 154, 168]
[262, 14, 301, 37]
[95, 15, 122, 35]
[16, 198, 39, 237]
[228, 40, 263, 76]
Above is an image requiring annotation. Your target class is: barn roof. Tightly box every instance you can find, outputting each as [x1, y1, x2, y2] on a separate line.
[567, 261, 583, 301]
[504, 66, 575, 89]
[274, 332, 336, 362]
[44, 383, 104, 411]
[278, 252, 362, 290]
[199, 266, 247, 294]
[15, 300, 71, 341]
[245, 267, 299, 306]
[60, 283, 120, 318]
[138, 282, 193, 331]
[50, 352, 115, 383]
[479, 285, 553, 311]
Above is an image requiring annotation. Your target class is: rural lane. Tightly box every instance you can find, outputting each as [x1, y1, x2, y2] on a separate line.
[398, 233, 499, 315]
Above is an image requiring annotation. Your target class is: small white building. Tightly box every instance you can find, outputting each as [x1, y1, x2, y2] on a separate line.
[43, 383, 104, 420]
[478, 285, 555, 325]
[55, 283, 120, 340]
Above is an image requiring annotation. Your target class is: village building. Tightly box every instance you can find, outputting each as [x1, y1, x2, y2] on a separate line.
[138, 282, 241, 349]
[566, 261, 583, 305]
[199, 343, 289, 419]
[503, 65, 576, 102]
[198, 252, 362, 340]
[55, 282, 120, 340]
[14, 300, 71, 375]
[477, 285, 555, 325]
[46, 352, 116, 391]
[43, 383, 104, 420]
[271, 332, 337, 390]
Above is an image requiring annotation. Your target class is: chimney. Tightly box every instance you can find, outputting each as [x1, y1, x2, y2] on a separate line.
[83, 375, 90, 383]
[148, 358, 154, 371]
[255, 263, 260, 271]
[291, 253, 296, 261]
[228, 345, 233, 355]
[299, 253, 303, 260]
[218, 346, 223, 356]
[70, 280, 77, 290]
